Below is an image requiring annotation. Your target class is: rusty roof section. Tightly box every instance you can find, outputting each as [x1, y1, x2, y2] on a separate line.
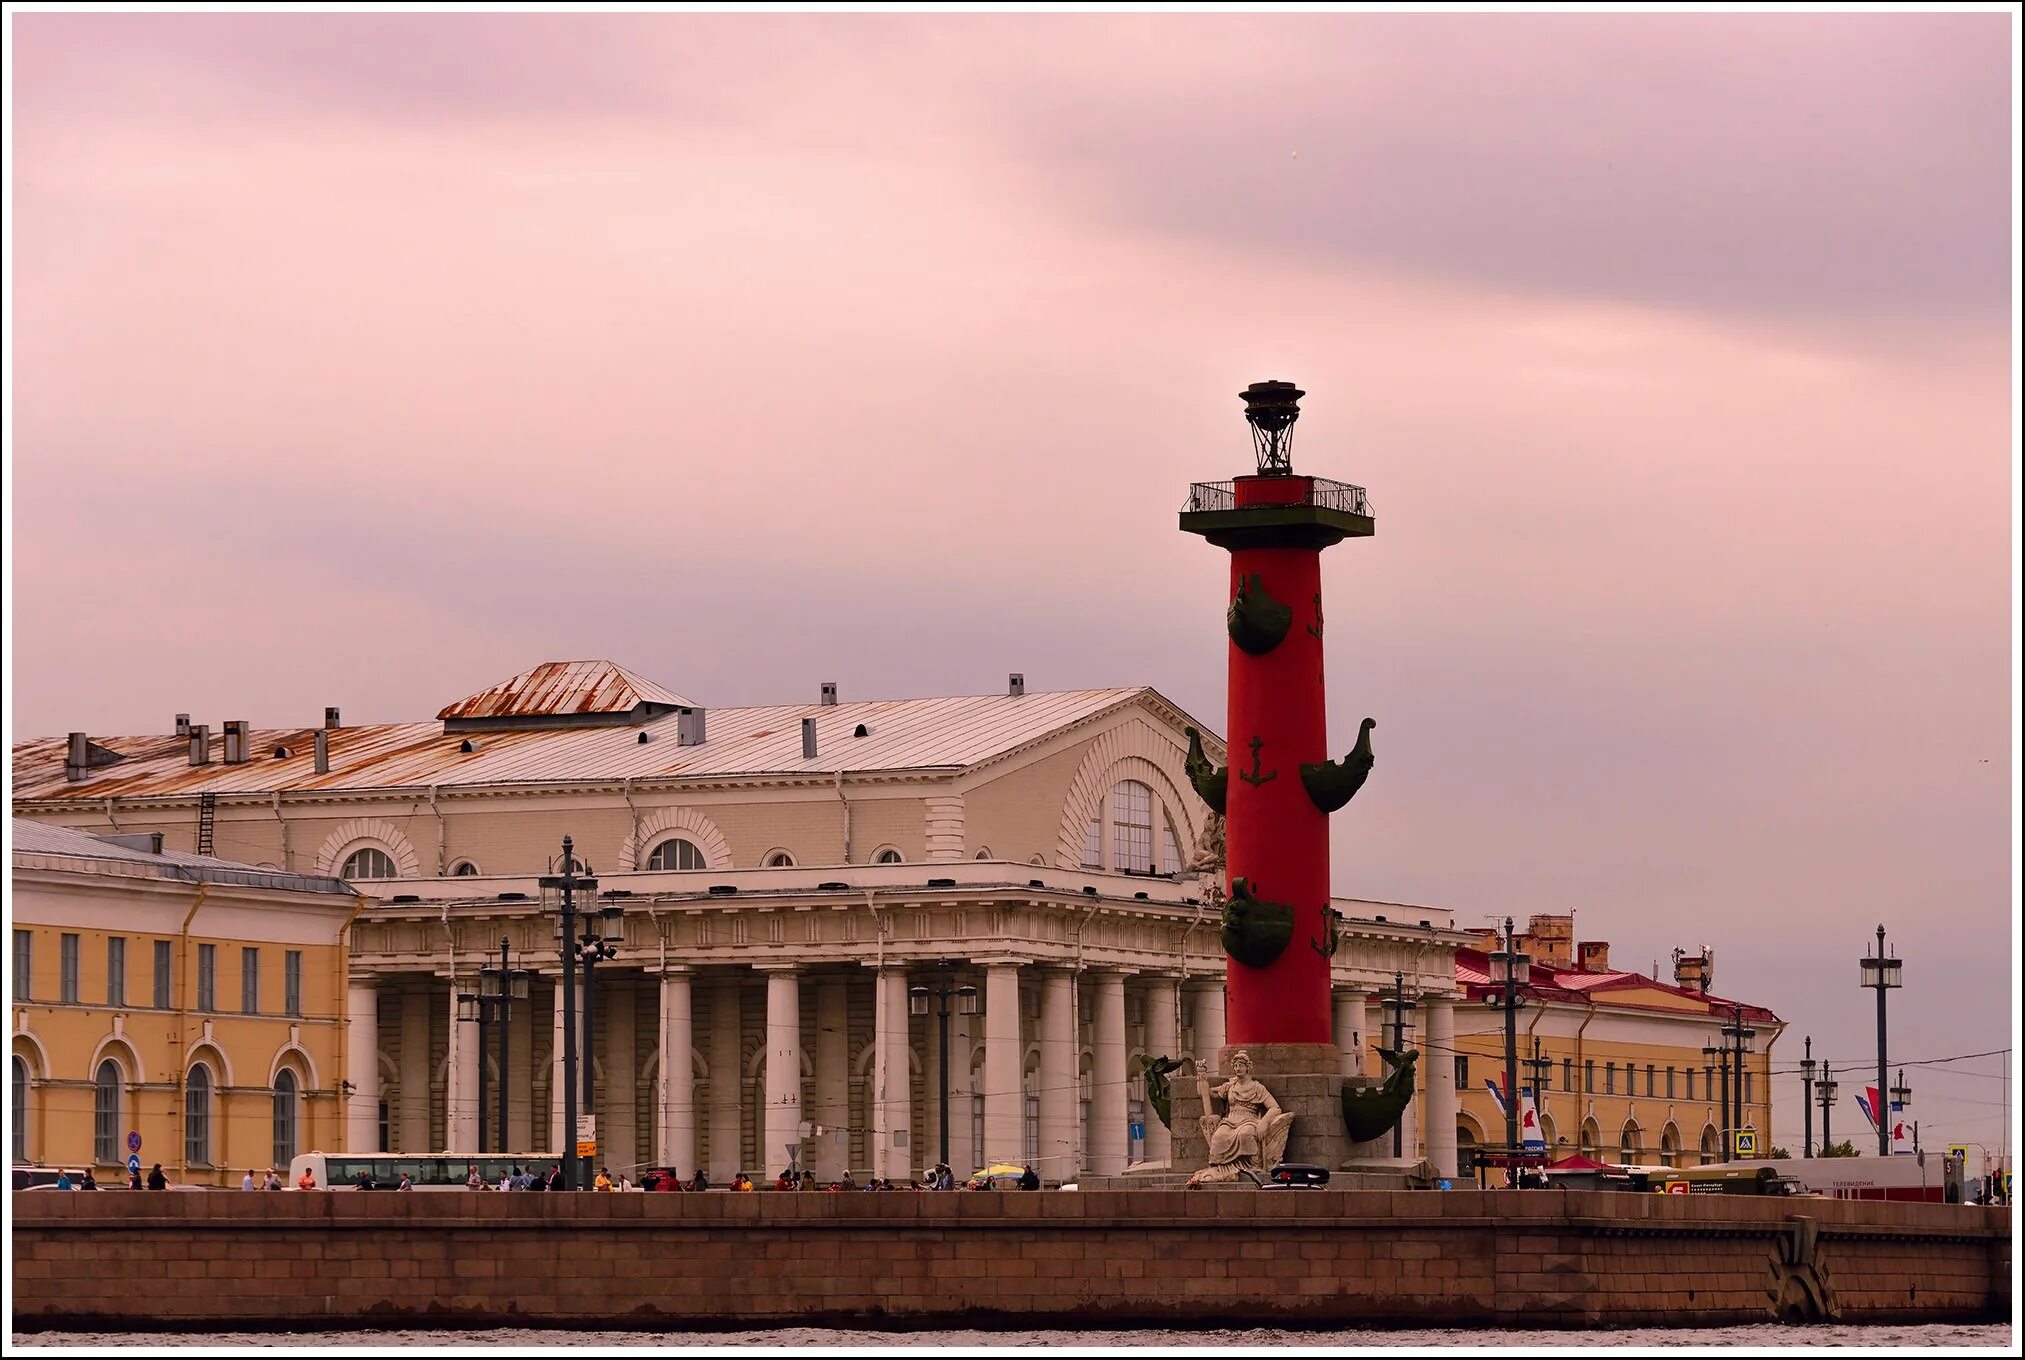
[435, 660, 696, 722]
[13, 683, 1222, 801]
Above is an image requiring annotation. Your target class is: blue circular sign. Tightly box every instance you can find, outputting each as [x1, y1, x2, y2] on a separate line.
[127, 1153, 141, 1174]
[126, 1130, 142, 1154]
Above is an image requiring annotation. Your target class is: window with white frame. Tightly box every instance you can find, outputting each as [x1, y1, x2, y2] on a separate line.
[647, 838, 705, 871]
[451, 861, 480, 876]
[196, 944, 216, 1012]
[341, 846, 399, 880]
[60, 933, 79, 1004]
[185, 1064, 213, 1166]
[1111, 780, 1153, 873]
[285, 951, 303, 1018]
[1082, 810, 1101, 869]
[971, 1093, 985, 1171]
[762, 850, 795, 868]
[1160, 820, 1183, 876]
[94, 1059, 122, 1164]
[11, 1057, 29, 1163]
[273, 1069, 300, 1169]
[107, 937, 126, 1008]
[12, 930, 31, 1001]
[875, 848, 904, 865]
[1023, 1094, 1039, 1164]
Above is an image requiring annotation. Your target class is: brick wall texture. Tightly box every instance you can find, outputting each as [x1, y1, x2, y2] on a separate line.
[10, 1190, 2009, 1330]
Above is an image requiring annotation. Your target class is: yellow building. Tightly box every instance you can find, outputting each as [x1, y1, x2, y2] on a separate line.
[1451, 918, 1781, 1170]
[10, 820, 362, 1185]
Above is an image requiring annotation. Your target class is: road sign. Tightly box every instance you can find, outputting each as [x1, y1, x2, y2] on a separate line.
[1949, 1144, 1970, 1164]
[1129, 1122, 1145, 1141]
[1733, 1129, 1757, 1156]
[576, 1141, 597, 1158]
[575, 1115, 596, 1140]
[126, 1130, 142, 1154]
[126, 1153, 141, 1175]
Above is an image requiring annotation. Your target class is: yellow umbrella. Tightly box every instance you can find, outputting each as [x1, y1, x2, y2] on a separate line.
[968, 1163, 1027, 1185]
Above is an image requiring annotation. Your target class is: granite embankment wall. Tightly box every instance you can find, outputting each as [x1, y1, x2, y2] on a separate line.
[10, 1191, 2010, 1330]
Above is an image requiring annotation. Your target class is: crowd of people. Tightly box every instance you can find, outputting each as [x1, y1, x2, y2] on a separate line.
[639, 1161, 1046, 1192]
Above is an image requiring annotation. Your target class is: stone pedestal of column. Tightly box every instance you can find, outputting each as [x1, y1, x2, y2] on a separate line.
[1169, 1042, 1354, 1176]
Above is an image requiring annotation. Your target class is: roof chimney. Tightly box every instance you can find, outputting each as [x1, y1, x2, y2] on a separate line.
[65, 732, 90, 782]
[1671, 946, 1713, 995]
[1008, 673, 1025, 697]
[324, 707, 341, 730]
[1576, 940, 1610, 973]
[801, 717, 818, 759]
[675, 706, 706, 747]
[188, 724, 211, 767]
[819, 682, 838, 707]
[222, 720, 251, 764]
[313, 728, 330, 774]
[174, 714, 192, 738]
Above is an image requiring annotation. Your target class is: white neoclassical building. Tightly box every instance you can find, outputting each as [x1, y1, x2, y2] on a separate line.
[13, 660, 1468, 1183]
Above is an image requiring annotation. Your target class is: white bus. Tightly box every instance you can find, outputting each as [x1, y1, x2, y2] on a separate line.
[286, 1152, 565, 1190]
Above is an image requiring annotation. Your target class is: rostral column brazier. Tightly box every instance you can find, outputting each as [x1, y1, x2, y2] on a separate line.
[1174, 380, 1379, 1174]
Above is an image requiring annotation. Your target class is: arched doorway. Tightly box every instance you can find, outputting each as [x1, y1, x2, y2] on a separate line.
[1660, 1122, 1681, 1168]
[1579, 1117, 1601, 1161]
[1619, 1120, 1644, 1164]
[1699, 1124, 1720, 1165]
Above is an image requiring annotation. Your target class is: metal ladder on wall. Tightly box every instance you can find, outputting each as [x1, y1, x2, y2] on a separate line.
[196, 792, 217, 856]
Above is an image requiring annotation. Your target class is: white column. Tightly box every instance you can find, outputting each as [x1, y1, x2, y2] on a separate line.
[921, 992, 942, 1172]
[506, 988, 532, 1154]
[657, 970, 694, 1174]
[1335, 988, 1367, 1078]
[946, 1004, 977, 1171]
[605, 975, 637, 1174]
[708, 977, 743, 1180]
[1189, 977, 1226, 1068]
[812, 980, 849, 1182]
[872, 967, 913, 1180]
[1143, 977, 1179, 1167]
[399, 989, 431, 1153]
[1037, 969, 1076, 1186]
[982, 962, 1024, 1167]
[345, 979, 380, 1154]
[549, 981, 577, 1155]
[446, 976, 478, 1152]
[761, 968, 802, 1179]
[1090, 972, 1128, 1177]
[1426, 995, 1459, 1180]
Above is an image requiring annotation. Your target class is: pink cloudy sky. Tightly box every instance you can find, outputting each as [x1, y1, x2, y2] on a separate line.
[8, 12, 2016, 1150]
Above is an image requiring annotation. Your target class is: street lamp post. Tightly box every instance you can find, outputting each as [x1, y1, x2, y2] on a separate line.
[1859, 924, 1903, 1158]
[1703, 1040, 1727, 1161]
[538, 837, 596, 1189]
[576, 903, 624, 1183]
[458, 938, 538, 1158]
[1816, 1064, 1838, 1152]
[1800, 1036, 1816, 1159]
[1721, 1004, 1755, 1160]
[909, 960, 980, 1171]
[1486, 918, 1531, 1175]
[1381, 972, 1418, 1160]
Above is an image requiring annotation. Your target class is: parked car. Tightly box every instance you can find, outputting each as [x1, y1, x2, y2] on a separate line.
[1260, 1163, 1331, 1190]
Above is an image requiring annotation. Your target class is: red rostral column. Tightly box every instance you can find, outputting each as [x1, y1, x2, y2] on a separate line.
[1180, 381, 1374, 1049]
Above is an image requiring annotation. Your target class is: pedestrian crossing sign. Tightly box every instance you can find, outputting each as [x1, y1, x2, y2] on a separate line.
[1733, 1129, 1757, 1156]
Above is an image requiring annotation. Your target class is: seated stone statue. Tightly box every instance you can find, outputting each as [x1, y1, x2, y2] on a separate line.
[1188, 1050, 1295, 1187]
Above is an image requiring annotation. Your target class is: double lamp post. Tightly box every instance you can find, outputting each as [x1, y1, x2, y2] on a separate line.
[526, 835, 626, 1190]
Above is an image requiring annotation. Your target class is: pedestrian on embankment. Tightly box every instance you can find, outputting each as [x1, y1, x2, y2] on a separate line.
[147, 1164, 167, 1191]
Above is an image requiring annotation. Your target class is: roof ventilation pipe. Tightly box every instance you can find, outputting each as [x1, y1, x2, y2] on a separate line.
[175, 714, 192, 738]
[801, 717, 818, 760]
[188, 725, 211, 767]
[820, 682, 838, 707]
[313, 729, 330, 775]
[675, 706, 706, 747]
[1008, 673, 1025, 697]
[222, 720, 250, 764]
[65, 732, 89, 782]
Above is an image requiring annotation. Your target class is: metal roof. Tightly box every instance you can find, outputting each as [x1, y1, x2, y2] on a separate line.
[13, 682, 1220, 801]
[436, 660, 696, 721]
[1453, 947, 1779, 1024]
[11, 819, 356, 895]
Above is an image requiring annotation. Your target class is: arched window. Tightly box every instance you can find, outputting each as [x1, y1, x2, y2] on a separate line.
[94, 1059, 123, 1165]
[185, 1064, 213, 1167]
[10, 1056, 27, 1163]
[451, 860, 480, 877]
[340, 847, 399, 881]
[1579, 1118, 1600, 1161]
[1111, 780, 1153, 873]
[273, 1069, 300, 1169]
[1660, 1123, 1682, 1169]
[646, 838, 704, 871]
[975, 848, 992, 861]
[873, 848, 903, 865]
[1698, 1125, 1720, 1166]
[762, 850, 795, 868]
[1619, 1121, 1643, 1164]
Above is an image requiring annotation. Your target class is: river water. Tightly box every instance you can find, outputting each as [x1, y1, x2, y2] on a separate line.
[11, 1324, 2013, 1349]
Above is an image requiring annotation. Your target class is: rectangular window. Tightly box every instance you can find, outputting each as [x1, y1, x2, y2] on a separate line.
[1646, 1064, 1656, 1098]
[971, 1094, 985, 1173]
[1111, 780, 1153, 874]
[1605, 1062, 1616, 1095]
[1582, 1059, 1594, 1094]
[1537, 1060, 1551, 1091]
[1563, 1058, 1574, 1092]
[1082, 811, 1102, 869]
[197, 943, 216, 1012]
[1706, 1066, 1716, 1099]
[153, 940, 172, 1009]
[1743, 1070, 1753, 1106]
[1666, 1067, 1676, 1099]
[241, 947, 260, 1014]
[107, 938, 126, 1008]
[1454, 1055, 1470, 1090]
[1686, 1068, 1695, 1101]
[1079, 1098, 1091, 1166]
[60, 934, 80, 1004]
[1023, 1094, 1039, 1164]
[14, 929, 34, 1001]
[285, 951, 303, 1018]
